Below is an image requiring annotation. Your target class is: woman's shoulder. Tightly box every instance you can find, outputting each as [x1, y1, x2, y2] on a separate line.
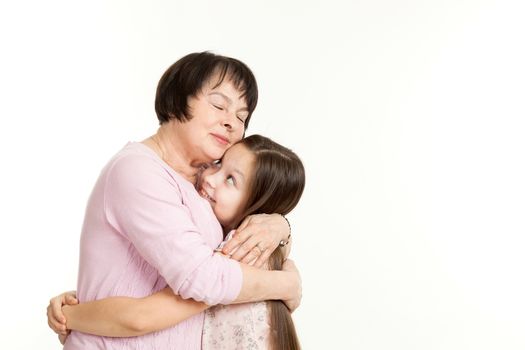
[106, 142, 187, 184]
[104, 142, 159, 175]
[98, 143, 187, 198]
[112, 141, 161, 166]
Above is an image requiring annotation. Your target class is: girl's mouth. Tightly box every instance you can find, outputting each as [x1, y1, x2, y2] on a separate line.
[199, 188, 215, 203]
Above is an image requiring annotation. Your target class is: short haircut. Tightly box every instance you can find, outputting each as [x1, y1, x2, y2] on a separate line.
[155, 51, 258, 128]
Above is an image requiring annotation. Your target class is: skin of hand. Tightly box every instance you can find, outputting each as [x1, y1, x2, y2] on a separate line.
[59, 334, 68, 345]
[222, 213, 290, 267]
[47, 291, 78, 335]
[281, 259, 302, 312]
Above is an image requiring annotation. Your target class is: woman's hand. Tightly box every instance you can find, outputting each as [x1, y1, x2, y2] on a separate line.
[281, 259, 302, 312]
[47, 291, 78, 336]
[222, 213, 290, 267]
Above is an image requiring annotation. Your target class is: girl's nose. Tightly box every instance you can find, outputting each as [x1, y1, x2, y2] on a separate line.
[202, 175, 213, 189]
[203, 170, 218, 189]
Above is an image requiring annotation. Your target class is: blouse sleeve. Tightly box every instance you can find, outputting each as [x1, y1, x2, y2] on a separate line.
[103, 154, 242, 305]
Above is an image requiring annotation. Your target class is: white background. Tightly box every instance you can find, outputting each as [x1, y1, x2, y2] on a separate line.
[1, 0, 524, 349]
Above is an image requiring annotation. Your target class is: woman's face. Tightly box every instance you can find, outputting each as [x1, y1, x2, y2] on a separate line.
[177, 75, 249, 162]
[198, 143, 255, 229]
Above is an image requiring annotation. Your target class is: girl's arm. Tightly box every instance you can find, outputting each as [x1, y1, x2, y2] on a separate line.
[49, 288, 208, 337]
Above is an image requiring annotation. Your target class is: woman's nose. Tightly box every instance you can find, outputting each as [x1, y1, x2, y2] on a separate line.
[221, 110, 237, 130]
[221, 118, 233, 130]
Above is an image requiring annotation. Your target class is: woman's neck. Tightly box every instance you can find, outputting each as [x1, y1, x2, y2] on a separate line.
[143, 124, 208, 184]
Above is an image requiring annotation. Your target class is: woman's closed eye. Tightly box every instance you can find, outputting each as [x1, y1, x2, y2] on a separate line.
[237, 112, 248, 124]
[213, 104, 225, 111]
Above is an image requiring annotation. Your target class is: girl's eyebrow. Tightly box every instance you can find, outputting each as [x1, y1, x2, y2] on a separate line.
[231, 169, 245, 181]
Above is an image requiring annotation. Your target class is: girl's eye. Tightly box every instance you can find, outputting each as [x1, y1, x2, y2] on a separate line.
[226, 176, 235, 185]
[237, 116, 246, 124]
[213, 105, 224, 111]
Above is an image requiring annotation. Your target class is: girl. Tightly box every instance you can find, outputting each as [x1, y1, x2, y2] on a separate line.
[49, 135, 305, 350]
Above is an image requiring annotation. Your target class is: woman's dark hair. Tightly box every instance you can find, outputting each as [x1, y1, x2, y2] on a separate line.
[155, 51, 258, 128]
[234, 134, 305, 350]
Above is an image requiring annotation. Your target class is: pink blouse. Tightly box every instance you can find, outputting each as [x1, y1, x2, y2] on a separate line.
[64, 142, 242, 350]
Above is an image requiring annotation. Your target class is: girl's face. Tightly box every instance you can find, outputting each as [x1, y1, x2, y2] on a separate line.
[198, 143, 255, 229]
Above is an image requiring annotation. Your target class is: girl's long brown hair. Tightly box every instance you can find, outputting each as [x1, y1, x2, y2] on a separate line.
[235, 135, 305, 350]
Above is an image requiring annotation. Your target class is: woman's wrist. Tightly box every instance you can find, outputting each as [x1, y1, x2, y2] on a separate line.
[261, 270, 296, 300]
[236, 265, 296, 302]
[278, 214, 291, 247]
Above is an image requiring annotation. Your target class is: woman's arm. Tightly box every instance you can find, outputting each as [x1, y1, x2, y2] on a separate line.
[50, 288, 208, 337]
[234, 259, 301, 311]
[213, 242, 300, 310]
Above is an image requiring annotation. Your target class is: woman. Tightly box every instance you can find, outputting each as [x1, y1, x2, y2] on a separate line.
[51, 52, 301, 349]
[50, 135, 304, 349]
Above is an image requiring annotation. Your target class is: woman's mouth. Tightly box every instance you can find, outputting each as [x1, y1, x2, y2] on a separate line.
[211, 133, 229, 146]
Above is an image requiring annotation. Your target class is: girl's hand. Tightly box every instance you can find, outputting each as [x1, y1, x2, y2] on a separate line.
[47, 291, 78, 335]
[222, 214, 290, 268]
[59, 333, 69, 345]
[281, 259, 302, 312]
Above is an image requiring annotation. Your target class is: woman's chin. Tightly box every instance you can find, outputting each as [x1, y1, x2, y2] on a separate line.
[206, 149, 227, 162]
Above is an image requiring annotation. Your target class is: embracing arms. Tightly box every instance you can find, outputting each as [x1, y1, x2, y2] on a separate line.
[48, 158, 299, 339]
[48, 258, 300, 338]
[50, 288, 207, 337]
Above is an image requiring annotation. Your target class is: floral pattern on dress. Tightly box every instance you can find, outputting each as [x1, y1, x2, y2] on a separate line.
[202, 301, 271, 349]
